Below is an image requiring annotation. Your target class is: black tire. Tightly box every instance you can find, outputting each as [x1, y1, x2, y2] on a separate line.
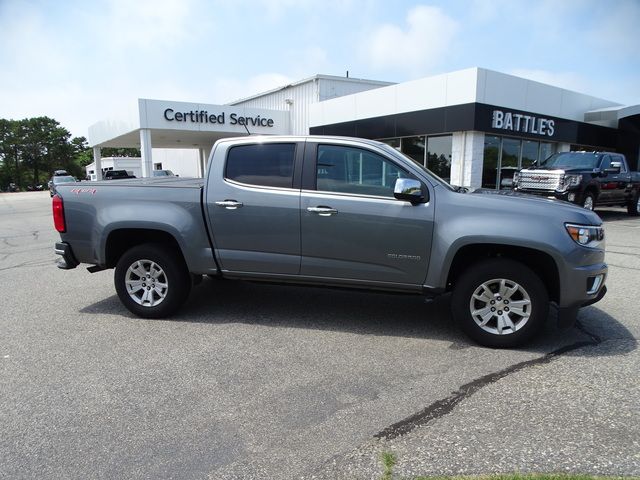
[627, 191, 640, 216]
[114, 243, 191, 318]
[582, 192, 595, 211]
[451, 258, 549, 348]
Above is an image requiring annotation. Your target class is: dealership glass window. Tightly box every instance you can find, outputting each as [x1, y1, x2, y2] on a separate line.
[499, 138, 520, 189]
[521, 140, 538, 168]
[225, 143, 296, 188]
[380, 138, 401, 150]
[482, 135, 500, 189]
[316, 144, 412, 198]
[426, 135, 452, 183]
[539, 142, 554, 162]
[401, 136, 426, 166]
[483, 136, 560, 189]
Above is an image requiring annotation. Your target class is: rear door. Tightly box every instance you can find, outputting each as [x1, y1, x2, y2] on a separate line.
[300, 141, 434, 287]
[205, 140, 303, 274]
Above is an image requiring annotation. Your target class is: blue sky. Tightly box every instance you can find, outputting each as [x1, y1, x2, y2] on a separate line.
[0, 0, 638, 137]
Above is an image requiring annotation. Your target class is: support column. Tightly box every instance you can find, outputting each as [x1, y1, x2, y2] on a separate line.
[198, 148, 207, 178]
[140, 129, 153, 178]
[451, 131, 484, 189]
[92, 147, 102, 181]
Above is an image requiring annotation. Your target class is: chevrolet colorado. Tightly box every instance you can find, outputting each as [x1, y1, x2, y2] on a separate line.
[52, 136, 608, 347]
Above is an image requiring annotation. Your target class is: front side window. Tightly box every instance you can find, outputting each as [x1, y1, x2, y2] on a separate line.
[225, 143, 296, 188]
[316, 144, 412, 198]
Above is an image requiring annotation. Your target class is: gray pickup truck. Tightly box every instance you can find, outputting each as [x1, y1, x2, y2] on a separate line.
[53, 136, 608, 347]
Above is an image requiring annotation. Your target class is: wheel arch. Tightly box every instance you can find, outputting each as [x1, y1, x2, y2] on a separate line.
[445, 243, 560, 304]
[105, 228, 187, 269]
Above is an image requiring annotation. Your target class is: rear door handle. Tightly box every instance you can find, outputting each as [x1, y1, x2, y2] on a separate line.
[307, 206, 338, 216]
[215, 200, 243, 209]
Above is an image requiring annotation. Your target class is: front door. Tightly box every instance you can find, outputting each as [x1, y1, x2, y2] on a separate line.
[300, 142, 434, 287]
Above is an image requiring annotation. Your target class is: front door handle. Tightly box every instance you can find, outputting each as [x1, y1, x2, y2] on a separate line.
[215, 200, 243, 209]
[307, 206, 338, 216]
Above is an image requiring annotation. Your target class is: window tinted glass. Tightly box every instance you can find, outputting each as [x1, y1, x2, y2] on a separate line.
[226, 143, 296, 188]
[316, 145, 413, 198]
[613, 155, 626, 172]
[426, 135, 452, 183]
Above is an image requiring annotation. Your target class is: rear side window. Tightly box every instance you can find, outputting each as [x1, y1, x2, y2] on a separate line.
[225, 143, 296, 188]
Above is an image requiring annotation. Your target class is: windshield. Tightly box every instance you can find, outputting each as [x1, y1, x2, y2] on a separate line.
[53, 176, 76, 184]
[539, 152, 600, 169]
[376, 143, 456, 191]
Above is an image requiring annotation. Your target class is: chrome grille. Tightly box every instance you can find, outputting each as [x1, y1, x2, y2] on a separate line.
[518, 170, 563, 191]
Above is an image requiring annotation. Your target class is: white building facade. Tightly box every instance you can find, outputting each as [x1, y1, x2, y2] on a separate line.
[87, 68, 639, 187]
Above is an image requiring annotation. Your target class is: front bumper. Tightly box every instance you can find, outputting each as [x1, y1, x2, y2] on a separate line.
[556, 261, 607, 328]
[54, 242, 79, 269]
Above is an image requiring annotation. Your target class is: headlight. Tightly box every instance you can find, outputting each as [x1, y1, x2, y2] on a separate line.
[565, 174, 582, 187]
[512, 172, 519, 186]
[565, 223, 605, 248]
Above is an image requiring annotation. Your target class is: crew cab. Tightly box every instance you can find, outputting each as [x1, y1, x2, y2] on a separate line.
[514, 151, 640, 215]
[52, 136, 608, 347]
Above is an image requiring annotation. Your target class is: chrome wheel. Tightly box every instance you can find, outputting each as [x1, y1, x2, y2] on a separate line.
[583, 195, 594, 211]
[469, 278, 532, 336]
[125, 259, 168, 307]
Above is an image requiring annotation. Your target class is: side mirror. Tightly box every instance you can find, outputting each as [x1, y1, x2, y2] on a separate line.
[394, 178, 425, 204]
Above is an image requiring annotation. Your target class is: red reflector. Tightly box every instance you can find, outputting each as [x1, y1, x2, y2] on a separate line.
[52, 195, 66, 232]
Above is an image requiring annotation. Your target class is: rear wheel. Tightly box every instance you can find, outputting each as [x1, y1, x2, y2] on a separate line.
[628, 191, 640, 216]
[451, 259, 549, 348]
[115, 243, 191, 318]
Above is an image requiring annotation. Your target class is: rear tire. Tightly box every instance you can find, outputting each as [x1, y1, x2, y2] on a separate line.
[628, 191, 640, 216]
[451, 258, 549, 348]
[114, 243, 191, 318]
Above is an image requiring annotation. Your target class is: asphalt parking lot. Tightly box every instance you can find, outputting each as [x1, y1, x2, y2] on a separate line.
[1, 191, 638, 479]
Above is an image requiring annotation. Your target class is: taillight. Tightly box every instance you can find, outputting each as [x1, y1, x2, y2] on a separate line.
[52, 195, 66, 232]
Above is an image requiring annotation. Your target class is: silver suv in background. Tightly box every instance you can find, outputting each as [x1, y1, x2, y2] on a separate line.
[48, 175, 76, 197]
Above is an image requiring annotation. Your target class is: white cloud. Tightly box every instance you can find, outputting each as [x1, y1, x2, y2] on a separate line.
[363, 5, 459, 74]
[103, 0, 196, 50]
[586, 0, 640, 60]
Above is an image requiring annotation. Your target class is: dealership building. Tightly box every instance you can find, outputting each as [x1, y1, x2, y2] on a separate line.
[88, 67, 639, 187]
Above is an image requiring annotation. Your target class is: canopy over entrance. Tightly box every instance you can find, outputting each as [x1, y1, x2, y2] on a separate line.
[87, 99, 290, 179]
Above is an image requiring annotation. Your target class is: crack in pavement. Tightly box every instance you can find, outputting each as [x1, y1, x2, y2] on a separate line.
[374, 321, 601, 441]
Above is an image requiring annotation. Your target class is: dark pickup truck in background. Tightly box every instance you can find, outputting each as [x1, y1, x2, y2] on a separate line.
[514, 151, 640, 215]
[104, 170, 137, 180]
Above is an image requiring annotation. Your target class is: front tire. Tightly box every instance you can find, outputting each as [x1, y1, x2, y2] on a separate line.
[582, 192, 595, 211]
[114, 243, 191, 318]
[628, 191, 640, 216]
[451, 259, 549, 348]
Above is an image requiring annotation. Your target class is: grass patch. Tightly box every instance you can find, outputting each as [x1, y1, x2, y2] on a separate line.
[380, 451, 397, 480]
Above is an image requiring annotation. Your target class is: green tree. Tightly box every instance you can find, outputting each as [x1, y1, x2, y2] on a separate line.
[101, 147, 141, 157]
[0, 116, 91, 189]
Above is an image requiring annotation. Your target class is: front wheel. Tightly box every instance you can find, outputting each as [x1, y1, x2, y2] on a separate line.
[451, 259, 549, 348]
[582, 193, 595, 211]
[114, 243, 191, 318]
[628, 191, 640, 216]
